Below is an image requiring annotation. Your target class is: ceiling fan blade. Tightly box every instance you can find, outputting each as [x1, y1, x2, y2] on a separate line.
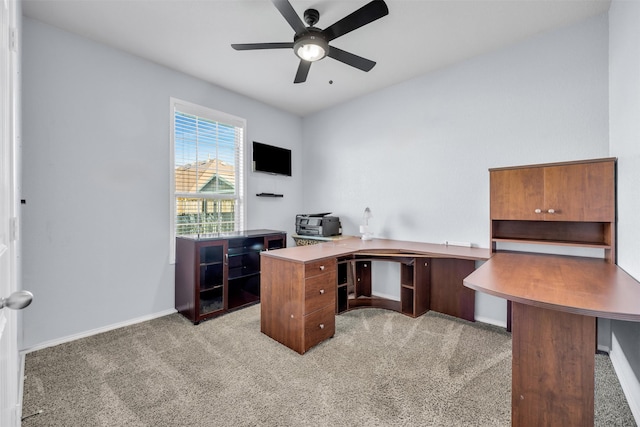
[272, 0, 307, 35]
[327, 46, 376, 72]
[231, 42, 294, 51]
[322, 0, 389, 42]
[294, 60, 311, 83]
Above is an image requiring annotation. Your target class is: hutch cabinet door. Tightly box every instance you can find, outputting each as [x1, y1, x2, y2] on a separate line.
[543, 161, 615, 222]
[490, 159, 615, 222]
[490, 167, 544, 220]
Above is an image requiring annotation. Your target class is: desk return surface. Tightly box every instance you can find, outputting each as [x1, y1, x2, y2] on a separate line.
[464, 252, 640, 426]
[260, 237, 490, 354]
[464, 251, 640, 321]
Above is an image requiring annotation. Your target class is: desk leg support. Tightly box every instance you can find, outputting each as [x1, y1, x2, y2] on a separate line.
[511, 302, 595, 426]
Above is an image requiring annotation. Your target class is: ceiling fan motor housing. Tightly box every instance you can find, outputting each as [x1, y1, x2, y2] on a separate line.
[304, 8, 320, 26]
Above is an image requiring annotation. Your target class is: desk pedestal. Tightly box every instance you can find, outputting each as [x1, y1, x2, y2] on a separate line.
[512, 302, 595, 426]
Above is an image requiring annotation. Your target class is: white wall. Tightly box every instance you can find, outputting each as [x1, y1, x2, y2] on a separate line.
[302, 14, 610, 326]
[20, 7, 621, 350]
[20, 18, 303, 350]
[609, 0, 640, 421]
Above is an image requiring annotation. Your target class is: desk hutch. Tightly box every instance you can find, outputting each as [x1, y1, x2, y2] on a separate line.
[466, 157, 640, 426]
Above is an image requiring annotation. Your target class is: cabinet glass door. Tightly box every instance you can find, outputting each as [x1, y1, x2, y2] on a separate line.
[198, 242, 226, 317]
[227, 237, 264, 309]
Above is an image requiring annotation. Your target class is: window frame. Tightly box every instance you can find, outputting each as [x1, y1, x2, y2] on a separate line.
[169, 97, 247, 263]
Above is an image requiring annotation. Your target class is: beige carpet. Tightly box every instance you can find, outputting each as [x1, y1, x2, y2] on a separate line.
[22, 305, 636, 426]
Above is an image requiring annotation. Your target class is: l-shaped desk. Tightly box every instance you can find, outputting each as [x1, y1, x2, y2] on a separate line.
[260, 237, 491, 355]
[260, 236, 640, 426]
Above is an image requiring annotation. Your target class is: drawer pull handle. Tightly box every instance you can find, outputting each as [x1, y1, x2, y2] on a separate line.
[534, 208, 542, 214]
[547, 208, 555, 214]
[319, 265, 325, 271]
[319, 323, 325, 329]
[319, 289, 325, 295]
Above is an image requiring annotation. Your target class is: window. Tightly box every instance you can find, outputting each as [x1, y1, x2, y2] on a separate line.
[170, 98, 246, 246]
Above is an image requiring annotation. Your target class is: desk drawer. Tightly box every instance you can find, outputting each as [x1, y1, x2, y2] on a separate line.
[305, 273, 336, 314]
[304, 304, 335, 352]
[305, 258, 336, 278]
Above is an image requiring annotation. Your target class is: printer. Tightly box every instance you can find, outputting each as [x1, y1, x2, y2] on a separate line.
[296, 213, 341, 237]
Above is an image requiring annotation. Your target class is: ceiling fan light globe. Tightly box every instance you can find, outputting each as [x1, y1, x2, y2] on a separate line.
[294, 35, 328, 62]
[297, 44, 325, 61]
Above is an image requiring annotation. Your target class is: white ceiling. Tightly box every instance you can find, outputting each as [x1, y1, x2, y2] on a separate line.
[22, 0, 611, 116]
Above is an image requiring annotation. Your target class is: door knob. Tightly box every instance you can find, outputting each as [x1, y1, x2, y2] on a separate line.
[0, 290, 33, 310]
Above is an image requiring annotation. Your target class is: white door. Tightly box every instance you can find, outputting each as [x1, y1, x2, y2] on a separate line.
[0, 0, 21, 425]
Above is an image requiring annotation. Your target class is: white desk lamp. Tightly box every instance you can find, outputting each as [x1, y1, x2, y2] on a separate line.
[360, 207, 373, 240]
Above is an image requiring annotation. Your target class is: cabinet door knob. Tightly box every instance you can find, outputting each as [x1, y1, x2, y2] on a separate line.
[547, 209, 555, 214]
[534, 208, 542, 214]
[319, 265, 325, 271]
[319, 289, 325, 295]
[319, 323, 325, 329]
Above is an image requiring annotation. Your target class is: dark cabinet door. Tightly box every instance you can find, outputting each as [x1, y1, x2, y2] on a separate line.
[490, 167, 544, 220]
[543, 161, 615, 222]
[196, 240, 228, 319]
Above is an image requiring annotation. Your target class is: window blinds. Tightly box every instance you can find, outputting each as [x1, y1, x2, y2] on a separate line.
[172, 99, 245, 236]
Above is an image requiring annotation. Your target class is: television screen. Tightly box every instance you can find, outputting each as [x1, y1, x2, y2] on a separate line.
[252, 141, 292, 177]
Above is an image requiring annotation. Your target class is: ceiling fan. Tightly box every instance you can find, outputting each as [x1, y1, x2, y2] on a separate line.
[231, 0, 389, 84]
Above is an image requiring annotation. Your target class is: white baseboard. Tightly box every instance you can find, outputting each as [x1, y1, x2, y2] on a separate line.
[371, 291, 400, 301]
[20, 308, 177, 354]
[474, 315, 507, 329]
[611, 332, 640, 425]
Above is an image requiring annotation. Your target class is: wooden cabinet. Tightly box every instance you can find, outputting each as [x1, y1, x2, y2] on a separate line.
[260, 256, 336, 354]
[175, 230, 286, 324]
[490, 158, 616, 263]
[491, 159, 615, 222]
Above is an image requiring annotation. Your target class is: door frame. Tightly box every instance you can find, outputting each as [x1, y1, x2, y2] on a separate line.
[0, 0, 22, 425]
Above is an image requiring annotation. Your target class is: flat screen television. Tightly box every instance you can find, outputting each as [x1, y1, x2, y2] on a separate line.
[252, 141, 292, 177]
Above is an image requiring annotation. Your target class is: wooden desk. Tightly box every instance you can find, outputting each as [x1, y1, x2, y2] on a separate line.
[260, 237, 490, 354]
[464, 252, 640, 426]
